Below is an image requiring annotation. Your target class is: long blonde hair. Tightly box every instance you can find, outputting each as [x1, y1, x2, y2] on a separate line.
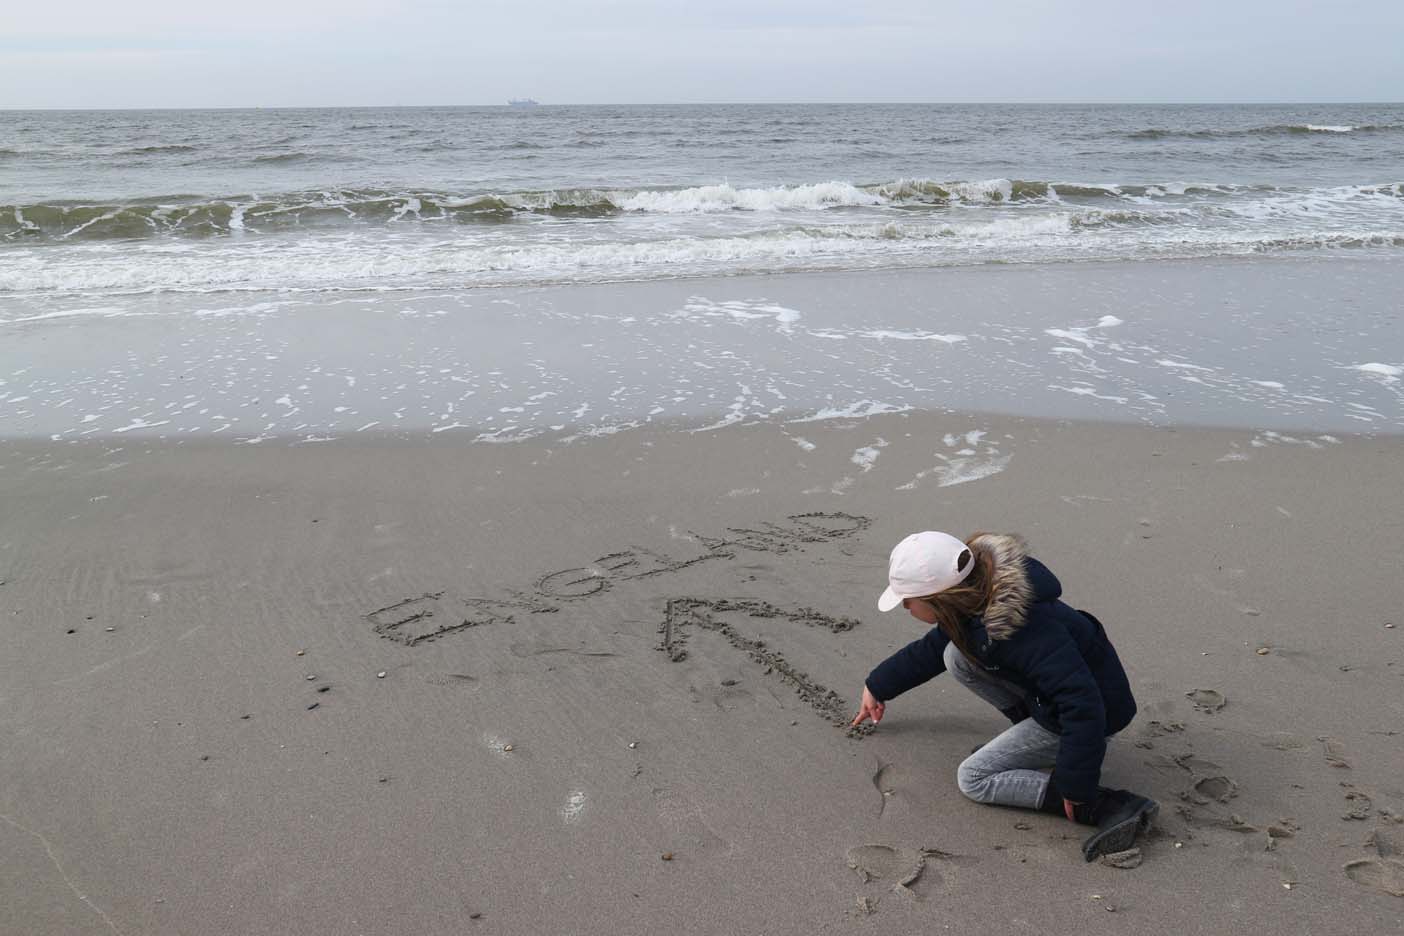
[920, 534, 996, 660]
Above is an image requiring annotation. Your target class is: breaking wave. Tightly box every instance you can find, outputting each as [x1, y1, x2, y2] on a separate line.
[5, 179, 1400, 242]
[1127, 123, 1402, 140]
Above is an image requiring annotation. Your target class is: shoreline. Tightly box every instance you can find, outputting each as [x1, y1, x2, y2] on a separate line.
[4, 255, 1402, 444]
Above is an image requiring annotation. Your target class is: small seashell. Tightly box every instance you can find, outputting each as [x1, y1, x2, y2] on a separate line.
[661, 853, 674, 861]
[1174, 842, 1183, 848]
[296, 650, 305, 656]
[105, 627, 115, 632]
[502, 744, 514, 752]
[1257, 648, 1270, 655]
[377, 671, 387, 678]
[306, 675, 317, 681]
[628, 741, 638, 749]
[1386, 623, 1395, 629]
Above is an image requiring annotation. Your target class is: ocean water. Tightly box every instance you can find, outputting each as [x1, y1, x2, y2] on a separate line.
[2, 104, 1402, 442]
[3, 103, 1402, 300]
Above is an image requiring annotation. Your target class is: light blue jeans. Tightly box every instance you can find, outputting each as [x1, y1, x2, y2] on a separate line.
[945, 642, 1061, 809]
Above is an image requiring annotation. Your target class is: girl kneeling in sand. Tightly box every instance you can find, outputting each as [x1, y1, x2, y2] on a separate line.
[851, 531, 1158, 861]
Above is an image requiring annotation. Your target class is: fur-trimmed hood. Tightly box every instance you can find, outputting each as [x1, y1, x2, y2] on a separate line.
[967, 533, 1052, 641]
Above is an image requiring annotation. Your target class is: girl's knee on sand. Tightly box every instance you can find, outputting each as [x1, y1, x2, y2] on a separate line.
[956, 755, 997, 803]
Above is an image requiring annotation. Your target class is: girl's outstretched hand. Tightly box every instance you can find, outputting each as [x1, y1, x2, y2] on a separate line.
[851, 686, 886, 728]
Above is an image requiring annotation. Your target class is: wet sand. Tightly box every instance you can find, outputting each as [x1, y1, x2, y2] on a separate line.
[1, 411, 1403, 934]
[5, 256, 1404, 444]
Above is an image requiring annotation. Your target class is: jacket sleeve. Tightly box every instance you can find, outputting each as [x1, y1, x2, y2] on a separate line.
[1022, 624, 1107, 803]
[864, 627, 951, 703]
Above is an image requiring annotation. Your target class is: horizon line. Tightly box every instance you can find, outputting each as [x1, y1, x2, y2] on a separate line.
[4, 99, 1403, 112]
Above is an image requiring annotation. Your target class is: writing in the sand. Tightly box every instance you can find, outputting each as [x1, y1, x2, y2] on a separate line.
[365, 512, 871, 646]
[659, 597, 866, 733]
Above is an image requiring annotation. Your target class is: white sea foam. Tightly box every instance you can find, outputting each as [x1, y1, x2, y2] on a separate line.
[856, 330, 965, 343]
[8, 307, 129, 324]
[851, 438, 888, 472]
[789, 401, 911, 423]
[677, 297, 804, 332]
[1048, 385, 1129, 404]
[944, 178, 1014, 203]
[897, 453, 1012, 490]
[1045, 328, 1098, 347]
[1353, 362, 1401, 380]
[936, 455, 1012, 487]
[6, 204, 1401, 295]
[618, 181, 883, 213]
[112, 418, 170, 433]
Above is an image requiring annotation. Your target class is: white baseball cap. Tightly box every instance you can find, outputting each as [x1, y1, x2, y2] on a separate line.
[878, 531, 974, 612]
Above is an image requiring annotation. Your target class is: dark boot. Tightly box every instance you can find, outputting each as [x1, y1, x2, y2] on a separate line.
[1078, 788, 1159, 862]
[1037, 775, 1070, 816]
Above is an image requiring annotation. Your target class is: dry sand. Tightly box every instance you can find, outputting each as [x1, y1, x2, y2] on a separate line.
[2, 411, 1402, 934]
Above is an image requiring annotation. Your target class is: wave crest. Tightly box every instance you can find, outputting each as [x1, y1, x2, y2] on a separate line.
[4, 180, 1401, 242]
[1127, 123, 1401, 140]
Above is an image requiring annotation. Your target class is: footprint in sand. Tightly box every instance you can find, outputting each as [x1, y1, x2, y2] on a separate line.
[871, 761, 900, 817]
[1260, 732, 1308, 751]
[1342, 784, 1374, 821]
[1134, 718, 1187, 748]
[1186, 689, 1227, 714]
[845, 844, 963, 901]
[1344, 858, 1404, 897]
[1318, 735, 1352, 769]
[1366, 828, 1400, 857]
[1173, 753, 1222, 775]
[1190, 776, 1239, 805]
[847, 844, 925, 886]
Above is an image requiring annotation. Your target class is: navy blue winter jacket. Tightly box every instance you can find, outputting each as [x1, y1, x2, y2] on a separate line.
[865, 534, 1137, 804]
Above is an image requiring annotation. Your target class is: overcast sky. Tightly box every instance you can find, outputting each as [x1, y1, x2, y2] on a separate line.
[3, 1, 1402, 108]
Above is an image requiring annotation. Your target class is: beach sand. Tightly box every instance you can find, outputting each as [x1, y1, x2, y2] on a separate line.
[2, 410, 1402, 934]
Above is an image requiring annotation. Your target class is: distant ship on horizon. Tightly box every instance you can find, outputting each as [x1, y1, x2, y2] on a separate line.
[507, 98, 540, 108]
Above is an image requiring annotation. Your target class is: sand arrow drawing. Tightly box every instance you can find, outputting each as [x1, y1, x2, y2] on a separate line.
[658, 597, 865, 731]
